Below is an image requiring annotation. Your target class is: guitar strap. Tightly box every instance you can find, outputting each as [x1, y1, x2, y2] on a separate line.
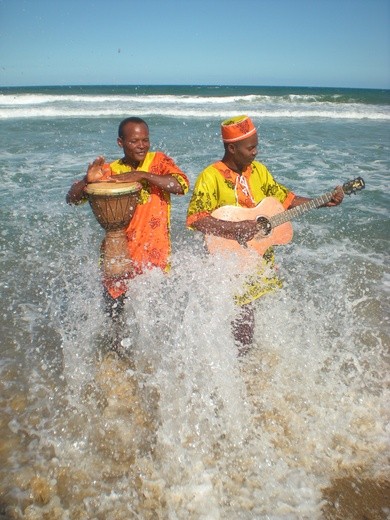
[214, 161, 256, 208]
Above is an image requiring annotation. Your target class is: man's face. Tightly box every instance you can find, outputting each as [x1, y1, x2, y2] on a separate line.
[231, 133, 258, 170]
[117, 122, 150, 165]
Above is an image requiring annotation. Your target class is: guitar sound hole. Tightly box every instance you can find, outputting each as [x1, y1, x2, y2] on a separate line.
[256, 216, 272, 236]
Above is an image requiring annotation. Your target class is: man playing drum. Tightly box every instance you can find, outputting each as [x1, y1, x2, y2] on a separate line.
[67, 117, 189, 318]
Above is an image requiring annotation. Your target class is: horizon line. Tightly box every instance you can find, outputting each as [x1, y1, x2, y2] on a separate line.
[1, 83, 389, 91]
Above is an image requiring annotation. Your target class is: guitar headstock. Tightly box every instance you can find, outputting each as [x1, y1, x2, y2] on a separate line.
[342, 177, 365, 195]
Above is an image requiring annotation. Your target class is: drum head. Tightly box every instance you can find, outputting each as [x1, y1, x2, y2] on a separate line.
[85, 181, 142, 196]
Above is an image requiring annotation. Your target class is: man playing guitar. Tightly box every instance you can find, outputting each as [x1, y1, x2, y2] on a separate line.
[186, 115, 344, 354]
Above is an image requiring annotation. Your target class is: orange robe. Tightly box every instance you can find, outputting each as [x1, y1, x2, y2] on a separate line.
[103, 151, 189, 298]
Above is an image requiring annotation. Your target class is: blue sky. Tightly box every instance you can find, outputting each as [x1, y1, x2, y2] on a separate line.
[1, 0, 389, 88]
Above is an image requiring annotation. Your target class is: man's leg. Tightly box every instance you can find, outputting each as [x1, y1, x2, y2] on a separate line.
[232, 303, 255, 356]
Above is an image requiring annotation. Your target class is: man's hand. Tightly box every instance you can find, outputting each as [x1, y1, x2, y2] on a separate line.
[235, 220, 259, 245]
[86, 156, 107, 183]
[109, 170, 145, 183]
[327, 185, 344, 206]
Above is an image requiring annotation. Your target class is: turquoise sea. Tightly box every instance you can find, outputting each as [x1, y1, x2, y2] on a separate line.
[0, 85, 389, 518]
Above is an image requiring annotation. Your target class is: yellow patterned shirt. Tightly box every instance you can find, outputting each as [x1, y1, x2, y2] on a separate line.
[187, 160, 295, 305]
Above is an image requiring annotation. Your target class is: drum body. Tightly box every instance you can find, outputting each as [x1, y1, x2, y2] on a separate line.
[85, 182, 142, 279]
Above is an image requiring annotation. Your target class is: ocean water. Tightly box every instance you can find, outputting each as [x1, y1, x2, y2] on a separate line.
[0, 85, 389, 519]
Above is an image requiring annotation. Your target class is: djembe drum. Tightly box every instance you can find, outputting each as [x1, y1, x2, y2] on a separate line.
[85, 181, 142, 279]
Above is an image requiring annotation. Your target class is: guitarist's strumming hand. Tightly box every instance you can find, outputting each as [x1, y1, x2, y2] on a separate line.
[192, 215, 260, 246]
[235, 219, 263, 247]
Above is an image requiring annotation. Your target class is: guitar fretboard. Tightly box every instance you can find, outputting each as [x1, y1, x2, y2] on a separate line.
[269, 191, 334, 228]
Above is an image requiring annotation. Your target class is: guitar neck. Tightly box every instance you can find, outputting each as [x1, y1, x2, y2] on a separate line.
[270, 190, 334, 228]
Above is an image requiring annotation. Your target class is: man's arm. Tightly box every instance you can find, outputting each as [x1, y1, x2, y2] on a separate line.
[192, 215, 260, 243]
[288, 186, 344, 208]
[110, 170, 186, 195]
[66, 176, 88, 205]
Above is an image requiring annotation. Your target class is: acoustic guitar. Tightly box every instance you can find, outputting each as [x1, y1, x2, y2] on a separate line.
[205, 177, 365, 256]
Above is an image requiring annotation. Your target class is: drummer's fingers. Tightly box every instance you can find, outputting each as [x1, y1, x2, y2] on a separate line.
[88, 156, 104, 166]
[93, 156, 105, 165]
[87, 163, 99, 173]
